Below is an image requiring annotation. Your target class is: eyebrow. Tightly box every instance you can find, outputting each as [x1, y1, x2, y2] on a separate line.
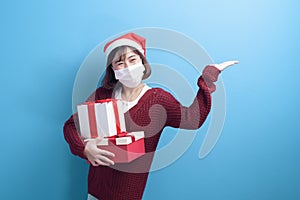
[112, 59, 123, 66]
[127, 55, 137, 59]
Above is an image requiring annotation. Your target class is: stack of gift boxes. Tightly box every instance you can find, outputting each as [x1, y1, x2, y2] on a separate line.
[77, 99, 145, 163]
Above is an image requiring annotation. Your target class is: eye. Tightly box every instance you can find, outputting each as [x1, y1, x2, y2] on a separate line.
[130, 58, 136, 62]
[116, 61, 124, 66]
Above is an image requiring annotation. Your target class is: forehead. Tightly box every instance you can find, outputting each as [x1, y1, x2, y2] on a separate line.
[113, 47, 139, 61]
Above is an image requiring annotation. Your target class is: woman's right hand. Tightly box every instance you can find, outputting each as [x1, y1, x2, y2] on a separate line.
[84, 138, 115, 166]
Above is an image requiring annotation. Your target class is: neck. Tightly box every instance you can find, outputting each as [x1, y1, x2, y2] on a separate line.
[121, 83, 145, 101]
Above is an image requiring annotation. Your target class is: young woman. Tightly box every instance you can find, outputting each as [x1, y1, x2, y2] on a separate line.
[63, 32, 238, 200]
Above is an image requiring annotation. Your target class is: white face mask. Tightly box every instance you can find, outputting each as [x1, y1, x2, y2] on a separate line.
[113, 62, 145, 88]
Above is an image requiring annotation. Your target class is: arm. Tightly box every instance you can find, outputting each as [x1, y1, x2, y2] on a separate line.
[63, 113, 86, 159]
[164, 61, 238, 129]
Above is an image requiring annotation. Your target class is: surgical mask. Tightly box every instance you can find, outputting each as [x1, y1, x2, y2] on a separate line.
[113, 62, 145, 88]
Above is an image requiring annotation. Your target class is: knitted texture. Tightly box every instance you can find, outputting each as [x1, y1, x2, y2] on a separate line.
[63, 65, 221, 200]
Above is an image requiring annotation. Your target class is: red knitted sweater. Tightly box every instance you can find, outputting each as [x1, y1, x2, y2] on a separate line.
[63, 65, 221, 200]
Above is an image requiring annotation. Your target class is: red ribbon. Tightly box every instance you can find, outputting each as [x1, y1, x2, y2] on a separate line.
[87, 103, 98, 138]
[106, 132, 136, 143]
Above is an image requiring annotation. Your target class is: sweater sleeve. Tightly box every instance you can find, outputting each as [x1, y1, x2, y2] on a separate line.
[63, 113, 86, 159]
[163, 65, 221, 129]
[63, 87, 110, 159]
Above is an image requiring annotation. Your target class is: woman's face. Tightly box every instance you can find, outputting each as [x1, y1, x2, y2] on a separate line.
[111, 47, 142, 70]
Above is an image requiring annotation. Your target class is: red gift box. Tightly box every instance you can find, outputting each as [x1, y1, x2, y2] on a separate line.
[97, 131, 145, 163]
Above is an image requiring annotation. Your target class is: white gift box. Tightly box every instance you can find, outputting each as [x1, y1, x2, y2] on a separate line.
[96, 131, 145, 145]
[77, 99, 126, 138]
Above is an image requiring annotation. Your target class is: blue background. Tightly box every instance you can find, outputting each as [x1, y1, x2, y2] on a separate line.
[1, 0, 299, 199]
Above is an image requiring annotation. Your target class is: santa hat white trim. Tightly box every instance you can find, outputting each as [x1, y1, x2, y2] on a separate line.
[104, 38, 145, 57]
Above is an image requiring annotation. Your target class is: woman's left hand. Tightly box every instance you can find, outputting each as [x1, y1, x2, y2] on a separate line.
[212, 60, 239, 71]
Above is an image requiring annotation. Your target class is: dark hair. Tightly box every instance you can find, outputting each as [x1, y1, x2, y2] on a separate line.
[101, 46, 151, 89]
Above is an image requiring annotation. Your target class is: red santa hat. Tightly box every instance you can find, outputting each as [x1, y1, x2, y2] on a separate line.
[103, 32, 146, 57]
